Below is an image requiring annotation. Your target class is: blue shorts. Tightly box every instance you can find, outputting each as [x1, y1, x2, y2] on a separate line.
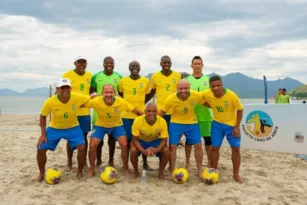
[38, 126, 85, 151]
[122, 118, 135, 141]
[138, 139, 162, 158]
[211, 121, 241, 147]
[91, 125, 126, 141]
[163, 115, 171, 128]
[78, 115, 91, 134]
[169, 123, 201, 145]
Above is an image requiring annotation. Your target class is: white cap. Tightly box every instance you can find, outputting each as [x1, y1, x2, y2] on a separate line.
[74, 56, 87, 62]
[57, 78, 71, 88]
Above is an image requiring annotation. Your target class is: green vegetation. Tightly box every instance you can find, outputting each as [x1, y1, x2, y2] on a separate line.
[290, 85, 307, 98]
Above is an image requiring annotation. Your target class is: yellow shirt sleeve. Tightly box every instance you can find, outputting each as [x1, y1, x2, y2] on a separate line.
[84, 98, 97, 109]
[131, 118, 140, 136]
[162, 95, 172, 112]
[145, 78, 151, 94]
[118, 78, 124, 93]
[151, 74, 157, 89]
[121, 98, 134, 112]
[160, 119, 168, 139]
[40, 100, 51, 117]
[232, 93, 243, 110]
[79, 95, 91, 105]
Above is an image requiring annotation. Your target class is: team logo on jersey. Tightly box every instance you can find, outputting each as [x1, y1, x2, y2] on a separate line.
[224, 101, 228, 107]
[113, 79, 118, 83]
[72, 104, 76, 110]
[156, 129, 161, 134]
[114, 107, 118, 112]
[172, 79, 177, 83]
[140, 83, 143, 88]
[190, 101, 195, 107]
[203, 82, 208, 86]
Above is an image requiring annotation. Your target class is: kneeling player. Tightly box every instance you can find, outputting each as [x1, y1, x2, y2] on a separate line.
[130, 103, 170, 179]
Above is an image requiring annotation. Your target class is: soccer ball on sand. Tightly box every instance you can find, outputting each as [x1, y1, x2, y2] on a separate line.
[45, 168, 62, 185]
[172, 168, 189, 184]
[100, 166, 118, 184]
[202, 168, 219, 184]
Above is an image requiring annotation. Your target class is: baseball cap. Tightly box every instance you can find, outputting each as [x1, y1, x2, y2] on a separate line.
[74, 56, 87, 62]
[57, 78, 71, 88]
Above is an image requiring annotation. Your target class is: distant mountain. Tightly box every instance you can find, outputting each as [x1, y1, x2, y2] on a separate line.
[1, 73, 304, 98]
[290, 85, 307, 99]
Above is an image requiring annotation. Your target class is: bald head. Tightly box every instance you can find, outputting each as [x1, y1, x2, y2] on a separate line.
[129, 60, 140, 67]
[177, 79, 190, 100]
[129, 60, 141, 76]
[178, 79, 190, 87]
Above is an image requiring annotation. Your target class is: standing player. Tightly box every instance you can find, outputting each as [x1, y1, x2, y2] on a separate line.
[85, 84, 143, 177]
[90, 56, 122, 167]
[36, 78, 90, 181]
[185, 56, 213, 169]
[130, 103, 170, 179]
[159, 79, 203, 178]
[118, 61, 153, 170]
[62, 56, 92, 171]
[202, 75, 244, 183]
[148, 55, 181, 127]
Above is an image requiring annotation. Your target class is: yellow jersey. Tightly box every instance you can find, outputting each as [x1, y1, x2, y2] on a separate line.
[131, 115, 168, 142]
[151, 71, 181, 114]
[119, 76, 150, 119]
[85, 96, 134, 128]
[202, 89, 243, 126]
[62, 70, 92, 116]
[41, 93, 90, 129]
[162, 90, 202, 124]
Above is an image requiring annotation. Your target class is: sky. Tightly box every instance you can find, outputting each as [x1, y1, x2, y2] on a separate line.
[1, 0, 307, 92]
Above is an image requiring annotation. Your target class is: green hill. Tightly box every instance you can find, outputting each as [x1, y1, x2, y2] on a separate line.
[290, 84, 307, 98]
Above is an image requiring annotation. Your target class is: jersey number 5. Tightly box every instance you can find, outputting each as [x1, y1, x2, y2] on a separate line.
[106, 113, 111, 118]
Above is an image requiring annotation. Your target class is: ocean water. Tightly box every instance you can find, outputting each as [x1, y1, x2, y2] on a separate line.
[0, 96, 304, 114]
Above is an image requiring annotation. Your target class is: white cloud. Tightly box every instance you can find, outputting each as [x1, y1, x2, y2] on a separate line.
[0, 13, 307, 92]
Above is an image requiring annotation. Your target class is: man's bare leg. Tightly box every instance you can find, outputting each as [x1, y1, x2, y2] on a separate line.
[66, 142, 73, 172]
[169, 145, 177, 174]
[130, 144, 139, 178]
[36, 149, 47, 182]
[211, 146, 220, 169]
[88, 138, 100, 177]
[232, 147, 244, 183]
[117, 136, 129, 176]
[159, 146, 171, 180]
[76, 144, 86, 179]
[205, 144, 212, 167]
[184, 145, 192, 171]
[194, 143, 203, 178]
[108, 134, 115, 167]
[83, 133, 89, 169]
[142, 154, 154, 171]
[96, 140, 103, 167]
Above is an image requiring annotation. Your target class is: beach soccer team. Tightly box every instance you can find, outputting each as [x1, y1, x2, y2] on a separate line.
[35, 55, 245, 183]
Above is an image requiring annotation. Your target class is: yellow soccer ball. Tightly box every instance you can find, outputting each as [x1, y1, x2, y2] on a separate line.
[172, 168, 189, 184]
[202, 168, 219, 185]
[100, 166, 118, 184]
[45, 168, 62, 185]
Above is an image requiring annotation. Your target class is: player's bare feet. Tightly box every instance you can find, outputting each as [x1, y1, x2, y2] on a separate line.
[143, 163, 154, 171]
[65, 164, 72, 172]
[33, 173, 44, 182]
[123, 169, 129, 177]
[197, 170, 203, 179]
[185, 162, 191, 171]
[134, 171, 140, 178]
[159, 173, 172, 180]
[77, 171, 83, 179]
[96, 160, 102, 167]
[233, 175, 245, 183]
[87, 170, 95, 178]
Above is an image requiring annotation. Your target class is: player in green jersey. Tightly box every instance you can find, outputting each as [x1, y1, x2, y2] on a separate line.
[185, 56, 213, 169]
[90, 56, 122, 167]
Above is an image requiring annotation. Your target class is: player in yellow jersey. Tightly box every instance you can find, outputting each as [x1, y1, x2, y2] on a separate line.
[119, 61, 154, 171]
[84, 84, 143, 177]
[36, 78, 90, 181]
[202, 75, 244, 183]
[130, 103, 170, 179]
[62, 56, 92, 171]
[148, 55, 181, 126]
[159, 79, 203, 178]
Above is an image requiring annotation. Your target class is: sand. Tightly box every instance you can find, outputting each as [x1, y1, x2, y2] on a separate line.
[1, 114, 307, 205]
